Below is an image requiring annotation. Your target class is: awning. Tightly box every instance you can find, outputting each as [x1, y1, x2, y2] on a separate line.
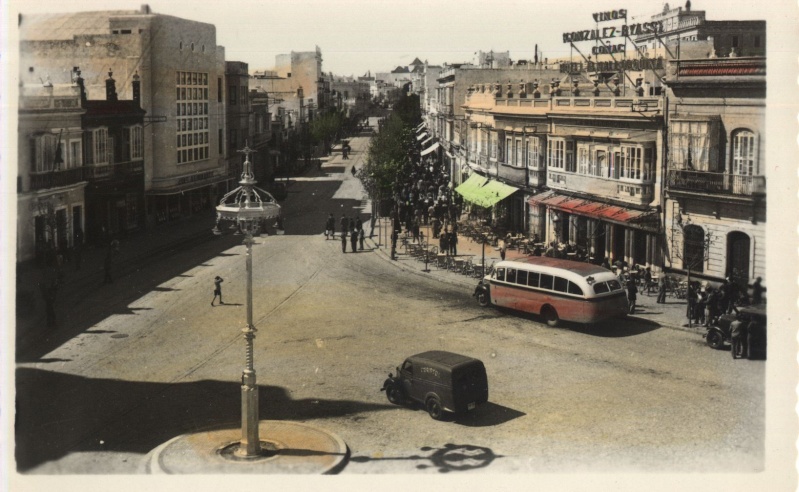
[415, 122, 425, 131]
[455, 174, 518, 208]
[416, 124, 427, 133]
[445, 151, 455, 159]
[416, 132, 428, 141]
[420, 142, 440, 156]
[528, 191, 660, 232]
[420, 136, 434, 147]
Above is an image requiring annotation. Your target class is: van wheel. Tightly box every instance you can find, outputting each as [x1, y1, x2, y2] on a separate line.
[426, 397, 444, 420]
[386, 384, 403, 405]
[542, 306, 560, 327]
[477, 291, 489, 307]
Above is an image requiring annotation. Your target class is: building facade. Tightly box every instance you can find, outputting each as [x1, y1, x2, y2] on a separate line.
[662, 44, 766, 288]
[20, 5, 229, 228]
[17, 83, 87, 262]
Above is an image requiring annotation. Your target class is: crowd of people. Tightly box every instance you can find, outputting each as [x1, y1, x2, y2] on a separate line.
[325, 212, 366, 253]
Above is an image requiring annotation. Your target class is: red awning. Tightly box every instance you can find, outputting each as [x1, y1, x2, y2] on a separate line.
[528, 191, 660, 232]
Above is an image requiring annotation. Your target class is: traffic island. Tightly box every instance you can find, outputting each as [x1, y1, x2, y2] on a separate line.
[143, 420, 348, 474]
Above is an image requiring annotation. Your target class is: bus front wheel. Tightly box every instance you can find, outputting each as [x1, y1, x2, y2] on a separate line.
[542, 306, 560, 327]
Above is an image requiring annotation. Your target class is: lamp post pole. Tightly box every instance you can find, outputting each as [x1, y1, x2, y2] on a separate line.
[240, 232, 258, 456]
[214, 144, 282, 458]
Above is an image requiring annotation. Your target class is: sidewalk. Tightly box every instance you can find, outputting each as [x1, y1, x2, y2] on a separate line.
[363, 218, 703, 335]
[15, 213, 224, 351]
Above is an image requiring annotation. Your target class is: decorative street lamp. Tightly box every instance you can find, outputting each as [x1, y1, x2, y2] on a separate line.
[213, 143, 282, 458]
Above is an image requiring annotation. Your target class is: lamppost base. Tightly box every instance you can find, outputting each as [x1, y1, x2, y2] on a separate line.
[143, 420, 348, 474]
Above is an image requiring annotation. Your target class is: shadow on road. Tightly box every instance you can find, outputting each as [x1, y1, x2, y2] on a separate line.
[351, 443, 504, 472]
[454, 402, 526, 427]
[15, 367, 395, 472]
[567, 317, 662, 338]
[16, 233, 242, 362]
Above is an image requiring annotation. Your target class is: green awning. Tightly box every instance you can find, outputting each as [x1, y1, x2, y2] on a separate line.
[455, 174, 518, 208]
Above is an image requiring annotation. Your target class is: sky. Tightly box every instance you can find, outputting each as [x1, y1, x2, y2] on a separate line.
[5, 0, 792, 76]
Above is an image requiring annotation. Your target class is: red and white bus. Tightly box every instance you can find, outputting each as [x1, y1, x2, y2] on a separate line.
[475, 257, 628, 326]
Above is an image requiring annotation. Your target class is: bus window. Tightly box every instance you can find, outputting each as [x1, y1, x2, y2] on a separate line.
[506, 269, 517, 283]
[607, 279, 622, 291]
[568, 281, 584, 296]
[539, 274, 553, 290]
[554, 277, 568, 292]
[528, 272, 540, 287]
[495, 268, 505, 282]
[517, 270, 528, 285]
[593, 282, 610, 294]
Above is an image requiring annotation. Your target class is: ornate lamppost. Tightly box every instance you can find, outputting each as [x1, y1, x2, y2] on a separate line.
[213, 144, 282, 458]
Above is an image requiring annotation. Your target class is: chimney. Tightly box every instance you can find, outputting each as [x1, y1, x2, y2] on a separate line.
[106, 70, 118, 101]
[75, 68, 87, 103]
[132, 71, 141, 105]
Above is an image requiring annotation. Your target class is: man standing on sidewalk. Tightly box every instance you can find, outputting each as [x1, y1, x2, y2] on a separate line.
[340, 214, 349, 253]
[656, 275, 667, 304]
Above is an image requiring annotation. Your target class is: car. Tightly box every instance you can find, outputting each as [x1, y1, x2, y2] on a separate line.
[380, 351, 488, 420]
[704, 304, 767, 360]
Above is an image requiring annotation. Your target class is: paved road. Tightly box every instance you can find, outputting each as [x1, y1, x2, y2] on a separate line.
[14, 134, 765, 476]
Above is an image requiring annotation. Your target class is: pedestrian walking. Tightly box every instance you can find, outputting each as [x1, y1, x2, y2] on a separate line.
[359, 223, 365, 250]
[340, 213, 349, 238]
[643, 267, 652, 295]
[750, 277, 765, 305]
[341, 227, 348, 253]
[42, 278, 59, 328]
[656, 274, 667, 304]
[74, 227, 84, 270]
[449, 229, 458, 256]
[350, 224, 358, 252]
[626, 277, 638, 314]
[211, 276, 224, 305]
[499, 239, 507, 261]
[325, 213, 335, 240]
[103, 239, 120, 284]
[686, 282, 697, 322]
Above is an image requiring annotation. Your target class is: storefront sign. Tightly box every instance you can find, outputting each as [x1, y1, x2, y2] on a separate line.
[176, 170, 216, 186]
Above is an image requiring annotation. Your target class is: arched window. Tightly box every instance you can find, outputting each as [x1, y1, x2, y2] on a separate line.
[682, 224, 705, 273]
[731, 129, 757, 176]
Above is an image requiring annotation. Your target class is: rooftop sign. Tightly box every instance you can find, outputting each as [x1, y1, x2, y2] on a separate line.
[563, 8, 663, 45]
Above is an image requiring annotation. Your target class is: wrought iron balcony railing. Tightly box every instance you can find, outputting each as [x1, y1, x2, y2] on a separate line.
[667, 169, 765, 196]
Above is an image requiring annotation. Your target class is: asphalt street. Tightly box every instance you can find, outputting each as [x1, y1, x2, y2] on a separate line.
[13, 132, 766, 476]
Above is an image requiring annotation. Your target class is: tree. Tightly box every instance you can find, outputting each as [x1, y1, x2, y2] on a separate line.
[671, 217, 715, 328]
[356, 92, 422, 217]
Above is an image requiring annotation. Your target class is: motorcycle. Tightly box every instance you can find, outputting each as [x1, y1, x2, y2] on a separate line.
[473, 278, 490, 307]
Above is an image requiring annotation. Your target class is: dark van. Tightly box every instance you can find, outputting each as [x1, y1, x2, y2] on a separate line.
[381, 351, 488, 420]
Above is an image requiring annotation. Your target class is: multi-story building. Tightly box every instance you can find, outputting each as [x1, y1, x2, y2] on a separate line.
[20, 5, 228, 227]
[17, 82, 87, 262]
[79, 69, 146, 244]
[225, 61, 251, 185]
[661, 41, 766, 288]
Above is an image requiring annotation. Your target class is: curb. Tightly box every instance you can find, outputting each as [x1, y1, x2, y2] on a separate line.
[142, 420, 349, 475]
[364, 236, 699, 335]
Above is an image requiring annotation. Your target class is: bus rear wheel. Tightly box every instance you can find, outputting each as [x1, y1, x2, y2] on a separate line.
[542, 306, 560, 327]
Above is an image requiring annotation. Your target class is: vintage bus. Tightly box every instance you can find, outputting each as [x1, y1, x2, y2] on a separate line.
[475, 257, 628, 326]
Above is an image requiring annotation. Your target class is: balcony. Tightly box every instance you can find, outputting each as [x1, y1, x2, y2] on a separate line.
[83, 160, 144, 180]
[528, 168, 546, 187]
[547, 169, 654, 206]
[667, 169, 765, 196]
[29, 167, 85, 191]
